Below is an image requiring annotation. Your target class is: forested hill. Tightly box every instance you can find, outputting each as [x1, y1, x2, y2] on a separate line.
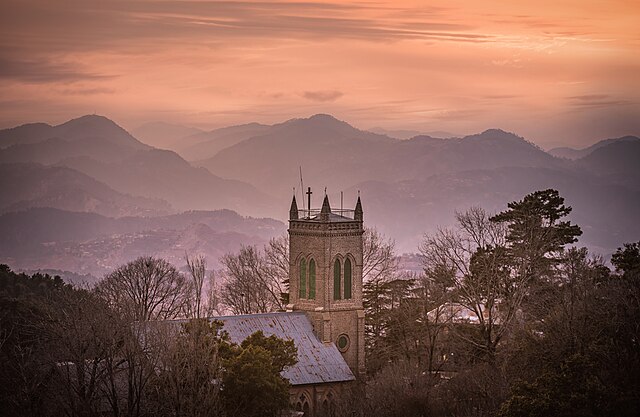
[0, 208, 285, 282]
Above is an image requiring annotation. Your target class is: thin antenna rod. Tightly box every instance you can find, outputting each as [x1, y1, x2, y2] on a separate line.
[341, 191, 343, 213]
[299, 167, 305, 210]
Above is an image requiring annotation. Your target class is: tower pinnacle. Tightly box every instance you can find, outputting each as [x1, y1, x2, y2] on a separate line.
[290, 195, 299, 220]
[320, 194, 331, 221]
[354, 196, 363, 222]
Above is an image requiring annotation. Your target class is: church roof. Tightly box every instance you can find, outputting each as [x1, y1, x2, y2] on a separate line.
[216, 311, 355, 386]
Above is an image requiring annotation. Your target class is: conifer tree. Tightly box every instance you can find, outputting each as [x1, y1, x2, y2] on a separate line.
[490, 189, 582, 282]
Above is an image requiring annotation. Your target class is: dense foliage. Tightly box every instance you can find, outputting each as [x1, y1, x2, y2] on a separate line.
[356, 190, 640, 417]
[0, 262, 297, 417]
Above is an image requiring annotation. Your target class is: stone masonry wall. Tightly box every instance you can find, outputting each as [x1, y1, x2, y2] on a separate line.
[288, 218, 366, 378]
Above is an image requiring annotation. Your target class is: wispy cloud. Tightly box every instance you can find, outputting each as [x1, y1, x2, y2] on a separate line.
[0, 0, 495, 57]
[569, 94, 609, 101]
[568, 94, 633, 108]
[482, 94, 519, 100]
[302, 90, 344, 102]
[0, 57, 112, 84]
[0, 0, 638, 145]
[58, 87, 116, 95]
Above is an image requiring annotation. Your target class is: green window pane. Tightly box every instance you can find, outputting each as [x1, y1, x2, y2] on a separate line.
[299, 258, 306, 299]
[308, 259, 316, 299]
[344, 258, 352, 299]
[334, 259, 341, 300]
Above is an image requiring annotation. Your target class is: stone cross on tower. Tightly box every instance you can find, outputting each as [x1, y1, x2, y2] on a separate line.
[306, 187, 312, 213]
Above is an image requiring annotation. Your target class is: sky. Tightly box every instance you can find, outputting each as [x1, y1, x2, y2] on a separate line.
[0, 0, 639, 148]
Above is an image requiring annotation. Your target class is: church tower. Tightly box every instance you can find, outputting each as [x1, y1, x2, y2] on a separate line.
[288, 189, 365, 378]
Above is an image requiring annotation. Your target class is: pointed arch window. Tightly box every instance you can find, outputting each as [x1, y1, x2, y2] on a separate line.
[333, 259, 341, 300]
[296, 393, 310, 417]
[324, 391, 336, 417]
[299, 258, 306, 299]
[308, 259, 316, 299]
[344, 258, 352, 299]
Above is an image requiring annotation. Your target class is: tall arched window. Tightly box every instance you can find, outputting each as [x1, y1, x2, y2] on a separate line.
[296, 393, 310, 417]
[325, 391, 336, 417]
[308, 259, 316, 300]
[299, 258, 306, 299]
[344, 258, 352, 299]
[333, 259, 341, 300]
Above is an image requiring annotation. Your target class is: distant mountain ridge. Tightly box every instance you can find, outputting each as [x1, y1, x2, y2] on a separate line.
[369, 127, 457, 140]
[575, 139, 640, 191]
[0, 115, 149, 150]
[0, 114, 276, 217]
[132, 121, 204, 150]
[0, 112, 637, 275]
[178, 122, 271, 161]
[549, 135, 639, 159]
[199, 116, 559, 200]
[189, 114, 638, 256]
[346, 165, 640, 254]
[0, 163, 171, 217]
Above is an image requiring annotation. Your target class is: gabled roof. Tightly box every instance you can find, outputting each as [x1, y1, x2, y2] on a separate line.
[216, 311, 355, 386]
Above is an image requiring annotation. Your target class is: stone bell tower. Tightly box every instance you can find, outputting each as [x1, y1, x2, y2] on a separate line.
[288, 189, 365, 378]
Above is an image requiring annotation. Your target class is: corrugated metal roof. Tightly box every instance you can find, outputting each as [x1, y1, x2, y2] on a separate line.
[216, 312, 355, 386]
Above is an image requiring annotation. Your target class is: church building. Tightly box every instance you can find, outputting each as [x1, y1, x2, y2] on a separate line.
[216, 190, 365, 416]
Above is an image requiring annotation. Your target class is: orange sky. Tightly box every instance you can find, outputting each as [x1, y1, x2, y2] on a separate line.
[1, 0, 638, 147]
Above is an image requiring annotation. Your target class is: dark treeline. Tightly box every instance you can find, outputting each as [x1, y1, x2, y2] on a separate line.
[0, 260, 297, 417]
[352, 190, 640, 417]
[1, 189, 639, 417]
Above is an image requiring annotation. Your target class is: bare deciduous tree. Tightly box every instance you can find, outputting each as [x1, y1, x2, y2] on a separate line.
[419, 207, 523, 363]
[220, 246, 284, 314]
[418, 264, 457, 375]
[264, 235, 289, 304]
[185, 253, 206, 319]
[363, 228, 398, 283]
[362, 228, 399, 352]
[204, 270, 222, 317]
[155, 319, 225, 417]
[221, 229, 395, 316]
[96, 256, 189, 322]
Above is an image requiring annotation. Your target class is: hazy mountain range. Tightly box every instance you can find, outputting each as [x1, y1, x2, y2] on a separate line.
[0, 113, 638, 281]
[0, 115, 273, 215]
[548, 135, 639, 160]
[368, 127, 457, 140]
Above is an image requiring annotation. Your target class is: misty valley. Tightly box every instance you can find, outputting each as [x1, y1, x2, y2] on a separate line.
[0, 114, 638, 281]
[1, 113, 639, 417]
